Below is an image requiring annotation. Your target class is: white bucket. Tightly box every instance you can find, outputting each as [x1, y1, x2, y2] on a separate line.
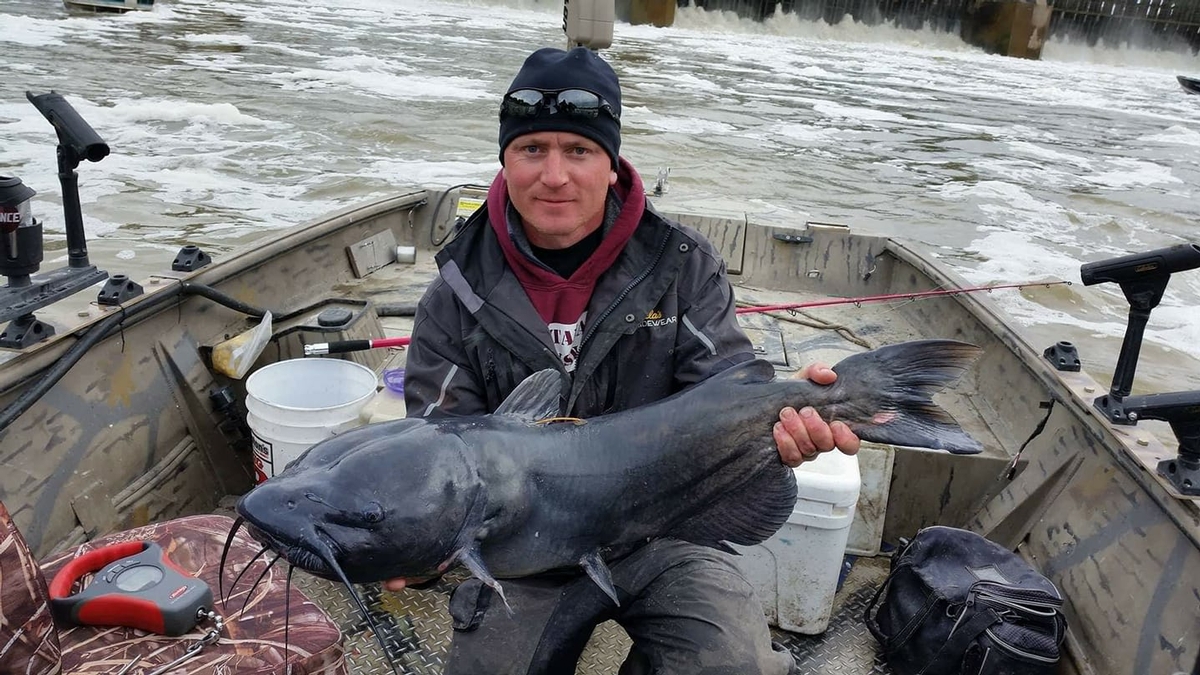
[245, 358, 377, 482]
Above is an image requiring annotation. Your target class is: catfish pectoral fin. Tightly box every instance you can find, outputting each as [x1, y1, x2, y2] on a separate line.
[668, 457, 798, 550]
[457, 545, 512, 614]
[579, 550, 620, 607]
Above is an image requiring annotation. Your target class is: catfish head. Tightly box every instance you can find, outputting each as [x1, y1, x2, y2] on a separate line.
[235, 417, 486, 583]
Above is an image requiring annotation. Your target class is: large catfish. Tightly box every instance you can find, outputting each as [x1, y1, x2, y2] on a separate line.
[228, 339, 982, 657]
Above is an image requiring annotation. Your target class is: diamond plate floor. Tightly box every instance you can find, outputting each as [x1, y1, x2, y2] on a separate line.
[291, 555, 894, 674]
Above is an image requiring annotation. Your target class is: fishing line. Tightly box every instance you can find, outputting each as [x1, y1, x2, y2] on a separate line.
[739, 300, 873, 349]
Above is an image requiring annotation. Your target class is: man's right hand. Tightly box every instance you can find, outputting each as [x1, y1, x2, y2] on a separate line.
[383, 578, 409, 592]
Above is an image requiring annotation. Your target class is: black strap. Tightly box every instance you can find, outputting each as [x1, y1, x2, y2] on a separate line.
[863, 566, 895, 644]
[916, 607, 1001, 675]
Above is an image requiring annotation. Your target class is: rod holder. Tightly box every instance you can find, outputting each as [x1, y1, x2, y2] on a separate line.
[1080, 243, 1200, 424]
[1118, 391, 1200, 496]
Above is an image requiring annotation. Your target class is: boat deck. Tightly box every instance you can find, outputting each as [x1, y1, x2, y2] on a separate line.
[289, 554, 893, 674]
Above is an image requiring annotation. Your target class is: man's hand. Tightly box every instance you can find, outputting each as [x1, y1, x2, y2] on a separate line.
[383, 576, 437, 592]
[772, 362, 861, 468]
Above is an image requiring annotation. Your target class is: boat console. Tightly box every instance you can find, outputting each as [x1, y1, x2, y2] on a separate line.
[1079, 243, 1200, 495]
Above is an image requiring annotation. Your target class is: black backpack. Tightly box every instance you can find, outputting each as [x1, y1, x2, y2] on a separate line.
[865, 526, 1067, 675]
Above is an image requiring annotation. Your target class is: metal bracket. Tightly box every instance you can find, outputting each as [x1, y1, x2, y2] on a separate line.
[0, 313, 55, 349]
[347, 230, 398, 278]
[172, 244, 211, 272]
[97, 274, 144, 306]
[1043, 341, 1081, 372]
[773, 233, 814, 245]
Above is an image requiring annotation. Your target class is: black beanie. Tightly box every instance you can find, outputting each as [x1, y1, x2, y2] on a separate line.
[498, 47, 622, 169]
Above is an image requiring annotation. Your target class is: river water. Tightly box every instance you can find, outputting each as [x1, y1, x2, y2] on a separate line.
[2, 0, 1199, 400]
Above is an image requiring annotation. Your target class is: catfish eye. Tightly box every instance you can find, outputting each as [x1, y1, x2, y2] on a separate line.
[362, 502, 384, 524]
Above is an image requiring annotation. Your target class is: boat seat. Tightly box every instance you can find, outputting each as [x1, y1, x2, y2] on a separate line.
[0, 501, 348, 674]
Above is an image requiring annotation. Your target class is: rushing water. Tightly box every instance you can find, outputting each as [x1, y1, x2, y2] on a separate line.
[2, 0, 1199, 402]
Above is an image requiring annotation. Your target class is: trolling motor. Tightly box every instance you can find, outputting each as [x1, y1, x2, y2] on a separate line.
[1079, 243, 1200, 496]
[0, 92, 111, 348]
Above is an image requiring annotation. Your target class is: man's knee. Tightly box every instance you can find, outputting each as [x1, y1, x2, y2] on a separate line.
[616, 541, 794, 675]
[444, 575, 617, 675]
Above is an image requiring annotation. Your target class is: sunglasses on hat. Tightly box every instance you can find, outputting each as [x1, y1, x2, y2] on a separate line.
[500, 88, 620, 123]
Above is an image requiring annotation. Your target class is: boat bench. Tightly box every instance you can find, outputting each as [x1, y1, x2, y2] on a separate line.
[0, 500, 347, 674]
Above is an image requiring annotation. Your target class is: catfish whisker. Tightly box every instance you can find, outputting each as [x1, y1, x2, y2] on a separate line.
[240, 552, 282, 619]
[226, 544, 271, 606]
[218, 516, 246, 604]
[317, 541, 400, 675]
[284, 564, 294, 675]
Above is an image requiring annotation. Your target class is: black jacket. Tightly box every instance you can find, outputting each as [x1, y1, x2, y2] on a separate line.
[404, 183, 753, 419]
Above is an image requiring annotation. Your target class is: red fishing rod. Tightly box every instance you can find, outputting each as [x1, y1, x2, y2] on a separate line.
[303, 336, 410, 356]
[735, 281, 1070, 315]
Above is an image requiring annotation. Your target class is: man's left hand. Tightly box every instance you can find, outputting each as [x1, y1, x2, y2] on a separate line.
[772, 362, 861, 467]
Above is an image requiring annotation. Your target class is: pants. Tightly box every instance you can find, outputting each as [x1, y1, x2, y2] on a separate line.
[443, 538, 796, 675]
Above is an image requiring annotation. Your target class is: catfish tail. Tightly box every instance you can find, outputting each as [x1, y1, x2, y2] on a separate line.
[831, 339, 984, 454]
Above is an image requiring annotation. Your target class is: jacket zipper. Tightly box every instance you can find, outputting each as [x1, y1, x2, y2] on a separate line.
[578, 227, 672, 350]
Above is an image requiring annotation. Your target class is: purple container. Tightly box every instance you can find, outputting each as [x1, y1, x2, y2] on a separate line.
[383, 368, 406, 394]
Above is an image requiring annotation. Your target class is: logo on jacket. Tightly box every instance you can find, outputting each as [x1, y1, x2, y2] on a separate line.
[641, 308, 676, 328]
[549, 312, 586, 373]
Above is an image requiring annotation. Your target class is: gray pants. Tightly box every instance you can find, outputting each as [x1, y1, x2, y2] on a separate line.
[444, 538, 797, 675]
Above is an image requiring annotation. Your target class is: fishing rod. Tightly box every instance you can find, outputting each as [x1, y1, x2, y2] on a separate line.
[735, 280, 1071, 315]
[303, 336, 410, 356]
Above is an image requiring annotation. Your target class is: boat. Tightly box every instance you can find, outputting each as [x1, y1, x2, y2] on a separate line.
[1177, 74, 1200, 94]
[61, 0, 154, 13]
[1, 86, 1199, 674]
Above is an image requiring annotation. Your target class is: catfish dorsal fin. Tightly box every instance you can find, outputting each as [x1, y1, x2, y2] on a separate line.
[493, 369, 565, 423]
[457, 545, 512, 614]
[579, 550, 620, 607]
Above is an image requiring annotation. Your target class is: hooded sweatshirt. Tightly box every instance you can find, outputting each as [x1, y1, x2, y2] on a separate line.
[485, 161, 645, 371]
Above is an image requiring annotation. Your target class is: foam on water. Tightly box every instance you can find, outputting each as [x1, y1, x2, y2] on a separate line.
[1141, 125, 1200, 148]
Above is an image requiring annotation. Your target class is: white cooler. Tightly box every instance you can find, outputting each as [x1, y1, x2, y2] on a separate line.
[734, 448, 861, 634]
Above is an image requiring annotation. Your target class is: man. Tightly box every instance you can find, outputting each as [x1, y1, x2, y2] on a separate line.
[393, 46, 860, 675]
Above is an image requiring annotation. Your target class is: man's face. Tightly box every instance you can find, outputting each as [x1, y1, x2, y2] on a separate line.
[502, 130, 618, 250]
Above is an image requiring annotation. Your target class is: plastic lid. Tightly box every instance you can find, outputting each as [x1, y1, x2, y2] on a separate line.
[383, 368, 405, 394]
[316, 307, 353, 327]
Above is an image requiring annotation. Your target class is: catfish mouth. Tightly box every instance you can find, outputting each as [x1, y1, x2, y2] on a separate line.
[241, 519, 341, 579]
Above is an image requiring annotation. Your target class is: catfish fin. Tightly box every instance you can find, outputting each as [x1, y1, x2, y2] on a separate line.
[711, 358, 777, 385]
[833, 339, 984, 454]
[668, 455, 797, 549]
[494, 369, 565, 423]
[457, 545, 512, 614]
[579, 550, 620, 607]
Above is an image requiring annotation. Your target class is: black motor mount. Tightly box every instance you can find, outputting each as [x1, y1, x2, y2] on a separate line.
[0, 92, 111, 349]
[1079, 243, 1200, 496]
